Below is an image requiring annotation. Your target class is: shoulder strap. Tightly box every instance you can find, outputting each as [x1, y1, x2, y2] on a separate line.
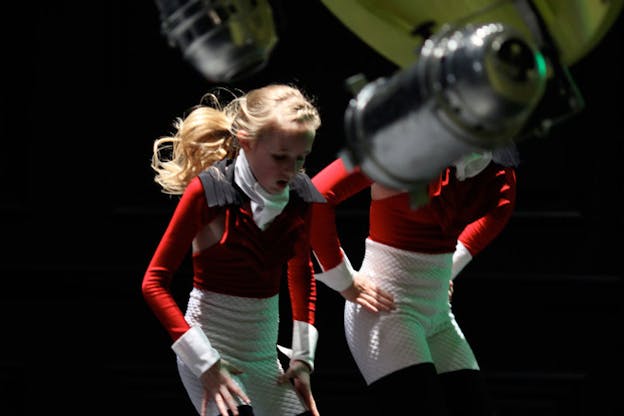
[199, 161, 325, 206]
[197, 159, 243, 207]
[290, 172, 326, 203]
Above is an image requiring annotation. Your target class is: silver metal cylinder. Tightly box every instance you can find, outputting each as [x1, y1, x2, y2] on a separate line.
[343, 22, 547, 190]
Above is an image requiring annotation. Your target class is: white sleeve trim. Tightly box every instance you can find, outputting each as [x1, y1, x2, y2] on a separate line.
[451, 240, 473, 280]
[171, 326, 220, 377]
[313, 248, 355, 292]
[289, 320, 319, 372]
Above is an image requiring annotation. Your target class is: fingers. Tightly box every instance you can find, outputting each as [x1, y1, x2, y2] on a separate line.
[293, 375, 320, 416]
[357, 286, 395, 312]
[277, 364, 300, 384]
[213, 393, 231, 416]
[218, 361, 250, 404]
[349, 275, 396, 312]
[306, 396, 320, 416]
[371, 289, 395, 310]
[215, 385, 244, 416]
[227, 380, 251, 406]
[278, 360, 311, 384]
[201, 372, 251, 416]
[277, 370, 291, 384]
[201, 395, 208, 416]
[295, 380, 313, 409]
[279, 363, 319, 416]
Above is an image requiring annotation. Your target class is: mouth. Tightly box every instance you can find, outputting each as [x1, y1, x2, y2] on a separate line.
[276, 179, 289, 188]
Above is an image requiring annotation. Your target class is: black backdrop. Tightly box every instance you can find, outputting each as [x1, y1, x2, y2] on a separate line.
[1, 1, 622, 415]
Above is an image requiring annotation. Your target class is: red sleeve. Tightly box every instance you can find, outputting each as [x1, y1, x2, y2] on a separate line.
[287, 206, 317, 325]
[458, 167, 517, 255]
[310, 158, 373, 271]
[141, 178, 215, 341]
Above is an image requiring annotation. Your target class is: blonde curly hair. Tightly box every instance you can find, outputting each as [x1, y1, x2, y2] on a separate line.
[152, 84, 321, 195]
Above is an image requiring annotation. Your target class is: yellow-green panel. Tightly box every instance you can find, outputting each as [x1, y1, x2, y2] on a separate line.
[320, 0, 623, 68]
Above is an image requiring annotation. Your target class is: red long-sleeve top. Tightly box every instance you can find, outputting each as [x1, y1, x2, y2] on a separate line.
[142, 174, 318, 342]
[310, 158, 516, 271]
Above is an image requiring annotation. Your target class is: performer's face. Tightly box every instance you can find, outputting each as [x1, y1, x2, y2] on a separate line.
[242, 125, 315, 194]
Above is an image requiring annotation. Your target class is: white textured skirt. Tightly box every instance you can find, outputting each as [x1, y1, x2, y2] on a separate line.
[177, 288, 307, 415]
[345, 238, 479, 385]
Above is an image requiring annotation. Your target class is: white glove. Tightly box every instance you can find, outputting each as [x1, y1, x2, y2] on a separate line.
[313, 248, 355, 292]
[171, 326, 220, 377]
[451, 240, 473, 280]
[277, 320, 319, 372]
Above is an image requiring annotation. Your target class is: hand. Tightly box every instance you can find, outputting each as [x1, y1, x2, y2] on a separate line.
[340, 273, 395, 313]
[199, 359, 250, 416]
[278, 360, 320, 416]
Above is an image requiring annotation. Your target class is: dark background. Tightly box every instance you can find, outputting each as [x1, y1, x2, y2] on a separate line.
[1, 1, 622, 414]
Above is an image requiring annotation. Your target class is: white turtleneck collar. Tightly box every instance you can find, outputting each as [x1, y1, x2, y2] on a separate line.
[453, 151, 493, 181]
[234, 148, 290, 230]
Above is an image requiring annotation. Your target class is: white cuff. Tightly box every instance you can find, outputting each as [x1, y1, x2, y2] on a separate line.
[313, 249, 355, 292]
[278, 321, 319, 372]
[171, 326, 220, 377]
[451, 241, 473, 280]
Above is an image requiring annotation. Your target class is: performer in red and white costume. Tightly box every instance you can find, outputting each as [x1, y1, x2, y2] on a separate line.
[309, 146, 518, 415]
[142, 84, 323, 416]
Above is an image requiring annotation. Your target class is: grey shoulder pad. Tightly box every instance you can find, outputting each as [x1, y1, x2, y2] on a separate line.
[198, 160, 242, 207]
[492, 143, 520, 167]
[290, 172, 326, 203]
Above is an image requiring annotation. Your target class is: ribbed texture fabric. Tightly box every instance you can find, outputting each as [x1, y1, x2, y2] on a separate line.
[344, 238, 479, 385]
[178, 288, 307, 415]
